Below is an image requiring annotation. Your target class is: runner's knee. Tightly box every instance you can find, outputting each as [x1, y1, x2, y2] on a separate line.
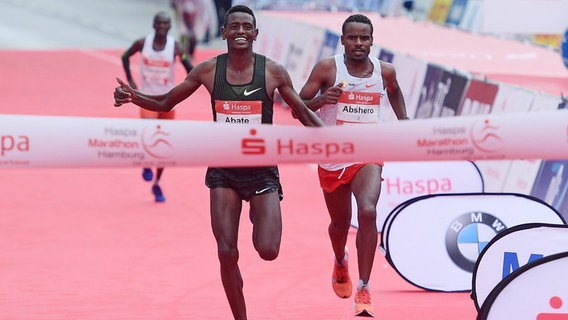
[254, 241, 279, 261]
[329, 214, 352, 231]
[217, 245, 239, 267]
[357, 204, 377, 226]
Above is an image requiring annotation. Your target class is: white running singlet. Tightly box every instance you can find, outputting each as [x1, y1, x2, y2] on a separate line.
[140, 34, 176, 95]
[318, 54, 385, 171]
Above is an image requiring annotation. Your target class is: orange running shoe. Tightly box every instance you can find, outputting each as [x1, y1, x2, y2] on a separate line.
[331, 249, 352, 298]
[354, 287, 375, 317]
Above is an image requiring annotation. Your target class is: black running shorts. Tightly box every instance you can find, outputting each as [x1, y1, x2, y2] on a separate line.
[205, 166, 283, 202]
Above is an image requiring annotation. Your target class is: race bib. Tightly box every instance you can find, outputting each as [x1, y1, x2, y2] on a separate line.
[142, 57, 173, 85]
[214, 100, 262, 124]
[336, 91, 382, 125]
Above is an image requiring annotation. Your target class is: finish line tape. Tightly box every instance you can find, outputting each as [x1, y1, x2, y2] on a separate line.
[1, 111, 567, 168]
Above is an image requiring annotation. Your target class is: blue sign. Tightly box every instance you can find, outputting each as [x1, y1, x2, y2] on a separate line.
[446, 0, 469, 26]
[317, 31, 340, 60]
[562, 28, 568, 69]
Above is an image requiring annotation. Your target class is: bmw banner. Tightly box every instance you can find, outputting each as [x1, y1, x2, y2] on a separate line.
[477, 251, 568, 320]
[380, 193, 565, 292]
[350, 161, 484, 230]
[472, 223, 568, 311]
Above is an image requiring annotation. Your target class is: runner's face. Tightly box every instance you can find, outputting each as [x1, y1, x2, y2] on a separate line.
[154, 16, 171, 37]
[341, 22, 373, 61]
[222, 12, 257, 49]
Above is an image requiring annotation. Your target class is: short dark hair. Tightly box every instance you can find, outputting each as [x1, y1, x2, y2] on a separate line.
[154, 11, 170, 23]
[224, 5, 256, 27]
[342, 14, 373, 35]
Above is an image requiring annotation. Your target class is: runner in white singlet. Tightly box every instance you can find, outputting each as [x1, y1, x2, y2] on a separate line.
[121, 11, 192, 202]
[300, 13, 409, 318]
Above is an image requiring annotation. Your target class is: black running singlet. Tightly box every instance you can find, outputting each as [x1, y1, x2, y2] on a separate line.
[205, 53, 282, 201]
[211, 53, 274, 124]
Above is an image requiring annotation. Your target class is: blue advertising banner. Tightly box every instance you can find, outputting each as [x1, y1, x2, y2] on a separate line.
[562, 28, 568, 69]
[531, 160, 568, 221]
[378, 48, 394, 63]
[446, 0, 469, 26]
[436, 70, 469, 117]
[317, 30, 340, 60]
[414, 64, 445, 119]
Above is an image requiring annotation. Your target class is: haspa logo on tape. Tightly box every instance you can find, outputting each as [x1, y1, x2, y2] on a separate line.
[472, 223, 568, 311]
[470, 118, 504, 153]
[350, 161, 484, 230]
[241, 128, 355, 158]
[477, 252, 568, 320]
[380, 193, 564, 292]
[1, 134, 29, 156]
[141, 124, 174, 159]
[89, 121, 175, 165]
[241, 128, 266, 155]
[418, 116, 506, 159]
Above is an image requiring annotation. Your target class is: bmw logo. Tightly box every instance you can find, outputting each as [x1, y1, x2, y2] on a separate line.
[446, 212, 507, 272]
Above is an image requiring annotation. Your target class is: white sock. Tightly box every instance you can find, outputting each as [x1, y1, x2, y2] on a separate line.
[335, 247, 348, 265]
[357, 279, 370, 290]
[335, 253, 347, 265]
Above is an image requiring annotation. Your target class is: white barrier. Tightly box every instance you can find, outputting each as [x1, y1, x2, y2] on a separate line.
[350, 160, 484, 230]
[477, 252, 568, 320]
[1, 111, 568, 168]
[472, 223, 568, 310]
[381, 193, 564, 292]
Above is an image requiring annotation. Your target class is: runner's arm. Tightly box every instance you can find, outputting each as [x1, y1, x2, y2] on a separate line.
[381, 61, 409, 120]
[121, 39, 144, 89]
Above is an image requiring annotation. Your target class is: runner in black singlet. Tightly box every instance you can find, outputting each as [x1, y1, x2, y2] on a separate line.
[206, 53, 283, 202]
[113, 5, 323, 320]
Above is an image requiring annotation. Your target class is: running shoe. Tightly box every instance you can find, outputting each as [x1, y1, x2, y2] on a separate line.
[354, 287, 375, 317]
[142, 168, 153, 181]
[332, 249, 352, 298]
[249, 208, 254, 224]
[152, 185, 166, 202]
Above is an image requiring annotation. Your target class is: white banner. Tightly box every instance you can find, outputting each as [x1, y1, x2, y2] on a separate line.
[351, 161, 484, 230]
[491, 84, 534, 114]
[472, 224, 568, 311]
[482, 0, 568, 34]
[477, 252, 568, 320]
[256, 13, 326, 89]
[381, 193, 564, 291]
[1, 111, 568, 168]
[391, 54, 428, 121]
